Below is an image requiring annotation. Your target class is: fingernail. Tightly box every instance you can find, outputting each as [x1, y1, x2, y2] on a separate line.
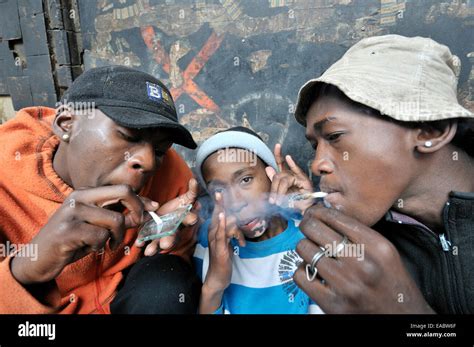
[151, 201, 159, 207]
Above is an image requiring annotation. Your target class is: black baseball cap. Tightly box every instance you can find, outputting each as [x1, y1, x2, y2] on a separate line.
[60, 65, 197, 149]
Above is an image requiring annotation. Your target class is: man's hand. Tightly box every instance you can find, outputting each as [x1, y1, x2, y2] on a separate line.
[134, 178, 199, 256]
[199, 192, 237, 313]
[293, 205, 435, 313]
[11, 184, 157, 285]
[266, 143, 314, 212]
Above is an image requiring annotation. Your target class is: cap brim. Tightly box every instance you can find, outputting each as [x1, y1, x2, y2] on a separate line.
[98, 105, 197, 149]
[294, 79, 324, 126]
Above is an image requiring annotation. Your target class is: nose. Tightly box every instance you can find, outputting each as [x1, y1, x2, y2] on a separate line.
[126, 143, 157, 175]
[311, 146, 334, 176]
[224, 186, 247, 214]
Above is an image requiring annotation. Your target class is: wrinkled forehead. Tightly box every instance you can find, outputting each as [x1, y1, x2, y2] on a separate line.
[305, 97, 348, 133]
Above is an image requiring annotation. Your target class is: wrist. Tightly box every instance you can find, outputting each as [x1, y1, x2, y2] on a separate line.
[200, 283, 225, 314]
[11, 256, 30, 285]
[202, 281, 226, 296]
[11, 256, 42, 285]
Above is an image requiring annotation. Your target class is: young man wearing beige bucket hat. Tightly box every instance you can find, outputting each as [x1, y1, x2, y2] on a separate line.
[289, 34, 474, 313]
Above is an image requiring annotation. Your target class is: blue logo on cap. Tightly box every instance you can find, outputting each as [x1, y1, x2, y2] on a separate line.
[146, 82, 163, 102]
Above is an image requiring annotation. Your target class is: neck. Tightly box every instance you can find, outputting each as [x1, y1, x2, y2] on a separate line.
[52, 142, 73, 187]
[394, 148, 474, 232]
[251, 215, 288, 242]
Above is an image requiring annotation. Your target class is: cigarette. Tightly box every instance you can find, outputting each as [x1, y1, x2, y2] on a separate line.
[290, 192, 328, 201]
[308, 192, 328, 199]
[148, 211, 163, 226]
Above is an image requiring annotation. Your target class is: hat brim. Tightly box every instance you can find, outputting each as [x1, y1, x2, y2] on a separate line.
[97, 105, 197, 149]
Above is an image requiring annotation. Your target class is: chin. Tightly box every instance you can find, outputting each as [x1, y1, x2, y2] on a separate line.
[342, 204, 386, 227]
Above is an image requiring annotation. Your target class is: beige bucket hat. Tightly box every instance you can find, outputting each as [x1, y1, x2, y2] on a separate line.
[294, 34, 473, 125]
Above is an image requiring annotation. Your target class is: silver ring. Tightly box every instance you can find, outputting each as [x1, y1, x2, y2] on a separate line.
[311, 247, 327, 269]
[306, 246, 326, 282]
[332, 236, 349, 258]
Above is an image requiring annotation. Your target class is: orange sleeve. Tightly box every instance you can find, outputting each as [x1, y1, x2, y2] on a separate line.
[146, 149, 198, 263]
[0, 255, 60, 313]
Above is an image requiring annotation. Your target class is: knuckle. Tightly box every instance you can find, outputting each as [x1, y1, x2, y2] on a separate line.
[64, 190, 80, 205]
[67, 191, 79, 201]
[299, 214, 319, 235]
[111, 212, 125, 228]
[271, 174, 281, 183]
[66, 203, 84, 220]
[304, 204, 320, 219]
[119, 184, 134, 196]
[57, 243, 72, 254]
[293, 265, 307, 288]
[344, 282, 364, 303]
[55, 221, 72, 236]
[94, 229, 110, 243]
[325, 206, 340, 219]
[372, 240, 397, 261]
[296, 239, 311, 256]
[358, 260, 382, 284]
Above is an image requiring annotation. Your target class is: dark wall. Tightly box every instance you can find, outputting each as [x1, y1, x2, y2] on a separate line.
[1, 0, 473, 175]
[77, 0, 474, 174]
[0, 0, 82, 114]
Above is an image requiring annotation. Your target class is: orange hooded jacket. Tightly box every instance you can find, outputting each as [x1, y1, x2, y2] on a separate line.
[0, 107, 197, 314]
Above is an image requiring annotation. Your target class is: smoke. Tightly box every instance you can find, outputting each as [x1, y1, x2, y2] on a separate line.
[196, 190, 330, 222]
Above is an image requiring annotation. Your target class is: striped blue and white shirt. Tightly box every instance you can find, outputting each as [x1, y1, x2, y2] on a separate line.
[193, 218, 324, 314]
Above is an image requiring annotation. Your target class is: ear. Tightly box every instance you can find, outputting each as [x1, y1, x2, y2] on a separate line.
[414, 120, 458, 154]
[52, 106, 76, 142]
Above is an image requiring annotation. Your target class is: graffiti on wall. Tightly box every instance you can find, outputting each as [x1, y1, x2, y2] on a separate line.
[78, 0, 474, 171]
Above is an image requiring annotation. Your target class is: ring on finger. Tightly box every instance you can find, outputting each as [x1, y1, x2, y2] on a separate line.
[330, 236, 349, 259]
[305, 246, 326, 282]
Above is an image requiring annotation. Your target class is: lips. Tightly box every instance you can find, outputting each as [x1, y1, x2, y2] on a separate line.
[319, 185, 340, 194]
[318, 184, 343, 206]
[240, 217, 259, 226]
[238, 217, 261, 231]
[106, 180, 142, 194]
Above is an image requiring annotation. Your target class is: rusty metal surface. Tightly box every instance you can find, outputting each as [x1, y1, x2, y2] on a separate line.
[77, 0, 473, 171]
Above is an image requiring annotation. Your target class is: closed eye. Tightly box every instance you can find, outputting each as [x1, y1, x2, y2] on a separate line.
[326, 132, 344, 142]
[118, 130, 139, 143]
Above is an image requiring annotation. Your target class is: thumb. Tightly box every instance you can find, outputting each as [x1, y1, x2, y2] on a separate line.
[265, 166, 276, 181]
[139, 197, 160, 212]
[182, 178, 199, 205]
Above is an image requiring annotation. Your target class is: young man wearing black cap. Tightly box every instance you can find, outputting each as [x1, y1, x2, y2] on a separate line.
[0, 65, 201, 314]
